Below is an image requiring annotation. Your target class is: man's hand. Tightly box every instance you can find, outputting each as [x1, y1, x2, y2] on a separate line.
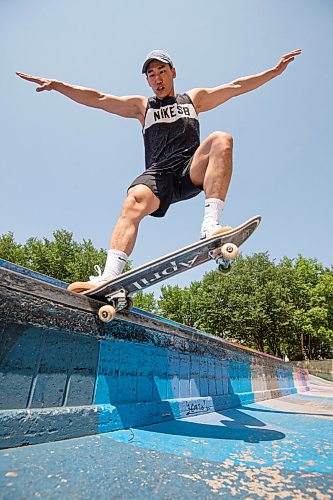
[274, 49, 302, 76]
[16, 72, 55, 91]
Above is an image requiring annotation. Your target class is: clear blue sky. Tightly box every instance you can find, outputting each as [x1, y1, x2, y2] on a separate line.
[1, 0, 332, 292]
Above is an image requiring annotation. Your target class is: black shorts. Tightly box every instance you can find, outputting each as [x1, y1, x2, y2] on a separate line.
[128, 157, 203, 217]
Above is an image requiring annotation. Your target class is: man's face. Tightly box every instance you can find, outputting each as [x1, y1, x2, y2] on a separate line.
[146, 60, 176, 98]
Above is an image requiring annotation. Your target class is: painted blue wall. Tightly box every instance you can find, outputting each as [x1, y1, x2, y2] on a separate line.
[0, 260, 310, 448]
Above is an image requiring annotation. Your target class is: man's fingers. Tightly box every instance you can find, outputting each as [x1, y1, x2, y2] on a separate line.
[289, 49, 302, 55]
[282, 49, 302, 59]
[16, 72, 35, 80]
[16, 72, 45, 85]
[274, 49, 301, 75]
[278, 49, 302, 69]
[17, 72, 53, 91]
[283, 56, 295, 64]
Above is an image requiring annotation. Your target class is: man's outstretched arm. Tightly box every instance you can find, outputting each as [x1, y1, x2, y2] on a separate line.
[16, 72, 147, 122]
[188, 49, 302, 113]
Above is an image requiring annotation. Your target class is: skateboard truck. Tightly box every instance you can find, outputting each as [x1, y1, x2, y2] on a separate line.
[98, 288, 134, 323]
[209, 242, 238, 274]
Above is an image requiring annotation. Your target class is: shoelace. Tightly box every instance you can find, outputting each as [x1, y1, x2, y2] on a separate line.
[89, 265, 102, 281]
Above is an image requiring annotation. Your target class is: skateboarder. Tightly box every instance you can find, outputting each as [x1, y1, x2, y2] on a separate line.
[17, 48, 301, 290]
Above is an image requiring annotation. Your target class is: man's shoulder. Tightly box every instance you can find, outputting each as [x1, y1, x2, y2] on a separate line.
[185, 89, 199, 102]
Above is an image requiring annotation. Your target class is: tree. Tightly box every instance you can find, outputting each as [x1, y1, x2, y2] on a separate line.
[0, 230, 131, 283]
[157, 253, 333, 360]
[0, 232, 27, 266]
[277, 256, 333, 360]
[133, 291, 158, 313]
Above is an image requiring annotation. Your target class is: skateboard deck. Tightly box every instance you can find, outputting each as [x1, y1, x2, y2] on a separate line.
[79, 215, 261, 322]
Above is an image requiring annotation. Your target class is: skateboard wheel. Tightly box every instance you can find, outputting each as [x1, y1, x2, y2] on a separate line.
[221, 243, 238, 260]
[98, 305, 116, 323]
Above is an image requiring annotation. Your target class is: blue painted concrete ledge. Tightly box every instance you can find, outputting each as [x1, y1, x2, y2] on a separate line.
[1, 261, 310, 450]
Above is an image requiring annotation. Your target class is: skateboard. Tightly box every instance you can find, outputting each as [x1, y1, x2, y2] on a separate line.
[77, 215, 261, 322]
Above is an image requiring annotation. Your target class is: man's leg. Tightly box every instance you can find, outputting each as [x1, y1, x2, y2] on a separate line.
[110, 184, 160, 255]
[190, 131, 233, 199]
[189, 131, 233, 238]
[68, 185, 160, 291]
[98, 184, 160, 280]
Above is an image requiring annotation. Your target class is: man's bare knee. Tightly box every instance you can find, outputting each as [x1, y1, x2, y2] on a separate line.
[121, 195, 146, 223]
[122, 185, 159, 221]
[210, 131, 233, 154]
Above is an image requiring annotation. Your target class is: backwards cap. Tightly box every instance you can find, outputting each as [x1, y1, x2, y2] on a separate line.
[141, 50, 174, 74]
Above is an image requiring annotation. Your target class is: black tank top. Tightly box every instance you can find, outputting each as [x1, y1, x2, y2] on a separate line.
[143, 93, 200, 171]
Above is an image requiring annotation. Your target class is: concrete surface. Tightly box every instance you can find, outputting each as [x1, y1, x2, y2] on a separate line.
[293, 360, 333, 382]
[1, 377, 332, 499]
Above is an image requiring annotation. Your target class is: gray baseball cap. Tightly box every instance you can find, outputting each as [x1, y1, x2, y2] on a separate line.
[141, 50, 174, 74]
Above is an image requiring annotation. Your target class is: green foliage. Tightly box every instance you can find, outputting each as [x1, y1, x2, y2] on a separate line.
[157, 253, 333, 360]
[133, 291, 158, 313]
[0, 232, 27, 266]
[158, 282, 204, 327]
[0, 230, 131, 283]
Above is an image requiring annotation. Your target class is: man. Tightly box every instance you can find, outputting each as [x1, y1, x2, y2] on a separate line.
[17, 48, 301, 291]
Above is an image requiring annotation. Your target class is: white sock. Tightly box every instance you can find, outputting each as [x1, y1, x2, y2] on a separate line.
[202, 198, 225, 227]
[101, 249, 128, 280]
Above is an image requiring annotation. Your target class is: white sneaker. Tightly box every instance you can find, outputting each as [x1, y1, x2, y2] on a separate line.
[68, 265, 108, 293]
[88, 265, 106, 285]
[88, 265, 120, 285]
[200, 223, 233, 240]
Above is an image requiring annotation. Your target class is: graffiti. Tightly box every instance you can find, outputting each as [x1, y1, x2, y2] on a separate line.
[185, 400, 212, 416]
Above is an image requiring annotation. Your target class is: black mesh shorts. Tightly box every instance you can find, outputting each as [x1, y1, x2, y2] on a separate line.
[128, 157, 203, 217]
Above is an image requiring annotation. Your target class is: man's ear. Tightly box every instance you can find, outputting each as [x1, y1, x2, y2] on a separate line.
[172, 67, 177, 79]
[146, 75, 151, 88]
